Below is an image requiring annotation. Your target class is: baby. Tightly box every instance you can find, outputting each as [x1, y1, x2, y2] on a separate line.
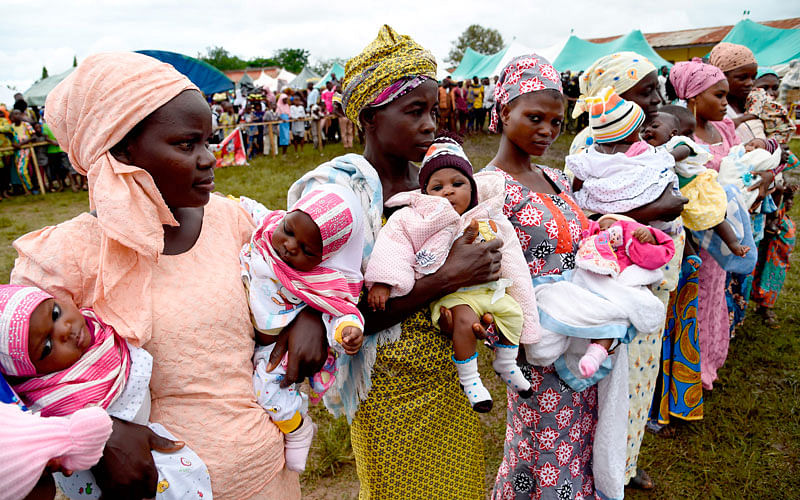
[239, 185, 364, 471]
[641, 108, 749, 257]
[365, 134, 539, 413]
[0, 285, 212, 499]
[575, 216, 675, 376]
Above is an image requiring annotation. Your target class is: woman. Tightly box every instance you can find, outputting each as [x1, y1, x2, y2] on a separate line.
[483, 54, 599, 500]
[276, 91, 292, 155]
[11, 52, 310, 500]
[287, 26, 503, 499]
[569, 52, 662, 155]
[567, 51, 687, 491]
[709, 43, 777, 334]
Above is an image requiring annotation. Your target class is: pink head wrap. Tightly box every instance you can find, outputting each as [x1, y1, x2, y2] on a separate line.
[668, 58, 726, 100]
[0, 285, 52, 376]
[709, 42, 757, 73]
[44, 52, 199, 346]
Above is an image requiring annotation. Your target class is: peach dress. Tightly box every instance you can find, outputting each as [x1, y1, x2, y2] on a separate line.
[12, 195, 300, 500]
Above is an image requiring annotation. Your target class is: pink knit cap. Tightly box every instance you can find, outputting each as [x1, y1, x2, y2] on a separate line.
[709, 42, 757, 73]
[0, 285, 53, 377]
[668, 58, 726, 100]
[291, 189, 354, 259]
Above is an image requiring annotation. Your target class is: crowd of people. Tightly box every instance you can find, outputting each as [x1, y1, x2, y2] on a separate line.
[0, 24, 797, 500]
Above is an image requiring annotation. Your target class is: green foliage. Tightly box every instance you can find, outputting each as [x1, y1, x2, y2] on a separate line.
[448, 24, 504, 65]
[41, 66, 48, 80]
[197, 46, 248, 71]
[273, 48, 310, 74]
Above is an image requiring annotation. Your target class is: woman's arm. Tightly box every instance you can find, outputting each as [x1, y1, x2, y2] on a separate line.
[619, 185, 688, 224]
[360, 222, 503, 334]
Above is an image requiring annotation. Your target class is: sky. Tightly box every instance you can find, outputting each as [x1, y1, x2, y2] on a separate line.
[1, 0, 797, 91]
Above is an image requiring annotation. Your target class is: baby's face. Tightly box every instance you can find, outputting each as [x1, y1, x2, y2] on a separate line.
[27, 297, 91, 375]
[271, 210, 323, 272]
[640, 114, 676, 146]
[598, 218, 615, 230]
[425, 167, 472, 215]
[755, 74, 780, 100]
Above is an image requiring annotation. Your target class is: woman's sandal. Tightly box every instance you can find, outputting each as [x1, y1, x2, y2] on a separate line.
[628, 468, 655, 490]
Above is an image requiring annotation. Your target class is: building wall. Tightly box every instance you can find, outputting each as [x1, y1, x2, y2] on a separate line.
[655, 46, 713, 64]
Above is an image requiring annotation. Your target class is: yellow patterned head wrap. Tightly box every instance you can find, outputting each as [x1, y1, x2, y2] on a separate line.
[342, 25, 437, 126]
[572, 52, 656, 118]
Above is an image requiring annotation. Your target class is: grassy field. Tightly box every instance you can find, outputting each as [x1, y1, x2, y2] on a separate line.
[3, 135, 799, 499]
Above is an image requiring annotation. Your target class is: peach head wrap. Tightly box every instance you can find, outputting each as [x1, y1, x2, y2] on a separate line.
[44, 52, 199, 345]
[709, 42, 757, 73]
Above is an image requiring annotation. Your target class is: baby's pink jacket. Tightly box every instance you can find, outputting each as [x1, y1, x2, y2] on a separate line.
[586, 219, 675, 272]
[365, 171, 540, 344]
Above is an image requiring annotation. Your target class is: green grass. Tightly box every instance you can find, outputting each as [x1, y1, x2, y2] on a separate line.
[3, 135, 799, 499]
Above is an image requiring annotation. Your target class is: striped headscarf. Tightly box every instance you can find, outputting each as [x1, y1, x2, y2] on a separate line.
[341, 25, 437, 126]
[251, 186, 364, 324]
[489, 54, 563, 132]
[586, 87, 645, 144]
[573, 52, 656, 118]
[11, 308, 132, 417]
[709, 42, 757, 73]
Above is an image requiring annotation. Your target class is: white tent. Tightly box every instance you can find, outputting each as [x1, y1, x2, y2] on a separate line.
[493, 39, 567, 77]
[277, 68, 296, 82]
[254, 71, 278, 91]
[435, 57, 452, 81]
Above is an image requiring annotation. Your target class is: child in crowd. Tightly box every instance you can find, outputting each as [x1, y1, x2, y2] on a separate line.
[290, 96, 307, 153]
[240, 104, 258, 159]
[748, 69, 795, 145]
[641, 108, 749, 256]
[0, 285, 212, 499]
[365, 134, 539, 413]
[30, 122, 51, 191]
[263, 102, 279, 155]
[218, 101, 236, 139]
[575, 215, 675, 377]
[239, 185, 365, 471]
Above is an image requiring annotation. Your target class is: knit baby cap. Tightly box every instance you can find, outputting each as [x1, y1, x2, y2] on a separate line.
[291, 189, 355, 259]
[0, 285, 52, 377]
[586, 87, 645, 144]
[418, 133, 478, 210]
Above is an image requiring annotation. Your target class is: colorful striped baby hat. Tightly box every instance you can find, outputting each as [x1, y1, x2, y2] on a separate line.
[586, 87, 645, 144]
[0, 285, 52, 377]
[418, 133, 478, 210]
[292, 189, 355, 260]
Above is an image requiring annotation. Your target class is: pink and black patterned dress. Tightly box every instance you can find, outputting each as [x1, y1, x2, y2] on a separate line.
[487, 164, 599, 500]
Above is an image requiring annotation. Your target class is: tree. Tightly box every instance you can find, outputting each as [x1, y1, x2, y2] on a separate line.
[273, 48, 310, 74]
[197, 46, 247, 71]
[72, 55, 77, 67]
[247, 56, 279, 68]
[41, 66, 49, 80]
[447, 25, 504, 65]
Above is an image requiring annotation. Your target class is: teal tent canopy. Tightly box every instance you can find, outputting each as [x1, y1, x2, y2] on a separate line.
[553, 30, 671, 72]
[450, 47, 509, 80]
[719, 19, 800, 67]
[287, 67, 321, 89]
[314, 63, 346, 89]
[136, 50, 233, 95]
[24, 68, 75, 106]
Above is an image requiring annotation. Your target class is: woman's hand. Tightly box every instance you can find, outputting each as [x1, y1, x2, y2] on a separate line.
[437, 220, 503, 292]
[91, 418, 184, 500]
[748, 170, 776, 211]
[437, 307, 493, 340]
[622, 186, 687, 224]
[265, 307, 328, 388]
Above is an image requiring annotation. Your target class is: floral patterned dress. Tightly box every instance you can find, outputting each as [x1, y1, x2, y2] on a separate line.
[487, 165, 598, 500]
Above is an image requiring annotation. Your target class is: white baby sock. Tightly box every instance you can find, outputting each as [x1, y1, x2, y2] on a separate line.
[493, 344, 532, 397]
[579, 343, 609, 378]
[454, 354, 493, 413]
[284, 414, 317, 472]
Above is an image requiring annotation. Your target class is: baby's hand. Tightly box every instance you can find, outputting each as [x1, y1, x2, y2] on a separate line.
[367, 284, 391, 311]
[633, 227, 656, 244]
[341, 326, 363, 355]
[729, 243, 750, 257]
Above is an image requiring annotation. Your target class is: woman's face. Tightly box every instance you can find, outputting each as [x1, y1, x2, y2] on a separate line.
[114, 90, 216, 209]
[368, 79, 438, 163]
[620, 70, 661, 118]
[755, 74, 780, 100]
[725, 63, 758, 101]
[692, 79, 729, 122]
[500, 90, 564, 157]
